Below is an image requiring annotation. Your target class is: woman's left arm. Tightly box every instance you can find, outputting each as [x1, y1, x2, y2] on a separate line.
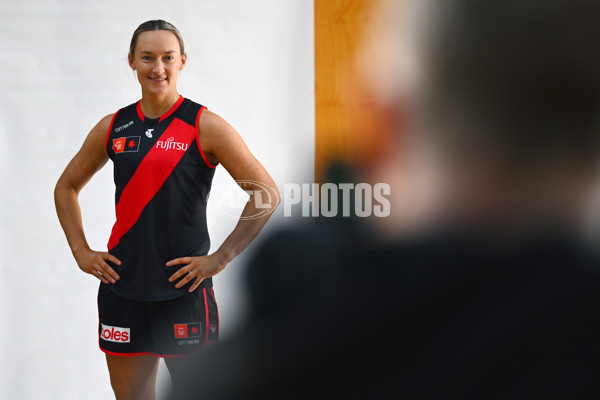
[167, 110, 280, 292]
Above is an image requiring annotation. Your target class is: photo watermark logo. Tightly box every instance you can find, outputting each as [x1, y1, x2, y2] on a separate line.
[211, 180, 281, 220]
[211, 181, 391, 220]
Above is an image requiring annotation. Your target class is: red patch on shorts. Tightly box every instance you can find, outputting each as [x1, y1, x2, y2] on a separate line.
[174, 324, 188, 338]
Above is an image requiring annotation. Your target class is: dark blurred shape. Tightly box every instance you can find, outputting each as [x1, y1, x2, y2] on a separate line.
[419, 0, 600, 171]
[169, 0, 600, 398]
[170, 221, 600, 399]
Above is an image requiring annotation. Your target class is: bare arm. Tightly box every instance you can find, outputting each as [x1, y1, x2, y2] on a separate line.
[201, 110, 280, 263]
[167, 110, 280, 291]
[54, 114, 122, 284]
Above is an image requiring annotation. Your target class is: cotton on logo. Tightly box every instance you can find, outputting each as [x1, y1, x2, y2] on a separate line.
[101, 324, 130, 343]
[211, 180, 280, 220]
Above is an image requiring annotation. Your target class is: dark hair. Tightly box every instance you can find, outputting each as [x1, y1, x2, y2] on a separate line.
[419, 0, 600, 168]
[129, 19, 185, 56]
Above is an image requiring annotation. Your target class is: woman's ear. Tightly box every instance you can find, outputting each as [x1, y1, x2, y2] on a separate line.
[179, 53, 187, 71]
[128, 53, 136, 70]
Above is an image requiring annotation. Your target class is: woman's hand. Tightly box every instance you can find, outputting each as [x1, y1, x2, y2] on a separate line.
[166, 254, 226, 292]
[74, 248, 122, 284]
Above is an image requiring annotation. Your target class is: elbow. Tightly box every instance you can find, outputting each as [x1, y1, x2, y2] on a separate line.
[54, 177, 77, 207]
[54, 179, 62, 205]
[54, 179, 67, 211]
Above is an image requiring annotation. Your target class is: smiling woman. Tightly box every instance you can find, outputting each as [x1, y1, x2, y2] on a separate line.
[54, 19, 279, 400]
[128, 21, 187, 116]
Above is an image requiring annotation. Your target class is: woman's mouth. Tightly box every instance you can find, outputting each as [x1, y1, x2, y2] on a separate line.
[149, 77, 167, 83]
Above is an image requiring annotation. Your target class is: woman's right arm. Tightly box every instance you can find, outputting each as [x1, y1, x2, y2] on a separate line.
[54, 114, 122, 284]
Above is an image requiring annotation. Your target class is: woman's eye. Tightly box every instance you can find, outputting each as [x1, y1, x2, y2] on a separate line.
[164, 56, 174, 61]
[142, 56, 152, 61]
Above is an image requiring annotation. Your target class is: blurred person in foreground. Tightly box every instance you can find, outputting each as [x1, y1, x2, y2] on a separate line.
[170, 0, 600, 398]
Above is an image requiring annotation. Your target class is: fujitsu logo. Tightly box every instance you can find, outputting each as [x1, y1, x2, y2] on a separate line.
[156, 137, 188, 151]
[100, 324, 130, 343]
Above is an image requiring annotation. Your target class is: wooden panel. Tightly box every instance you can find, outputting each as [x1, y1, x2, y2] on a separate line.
[314, 0, 378, 183]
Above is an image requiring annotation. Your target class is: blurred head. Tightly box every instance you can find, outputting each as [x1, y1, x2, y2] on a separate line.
[365, 0, 600, 232]
[417, 0, 600, 174]
[128, 20, 187, 96]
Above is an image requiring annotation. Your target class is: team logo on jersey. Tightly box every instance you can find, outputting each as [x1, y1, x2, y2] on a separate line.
[145, 128, 154, 138]
[113, 136, 141, 154]
[156, 137, 189, 152]
[100, 324, 130, 343]
[174, 322, 202, 338]
[209, 324, 218, 340]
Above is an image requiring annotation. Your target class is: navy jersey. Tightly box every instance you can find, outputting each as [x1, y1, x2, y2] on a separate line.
[105, 96, 217, 301]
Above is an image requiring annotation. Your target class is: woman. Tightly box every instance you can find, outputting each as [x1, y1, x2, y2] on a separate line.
[54, 20, 279, 400]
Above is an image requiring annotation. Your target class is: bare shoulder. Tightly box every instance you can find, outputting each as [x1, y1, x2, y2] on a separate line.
[198, 109, 244, 159]
[198, 109, 233, 136]
[93, 113, 116, 137]
[58, 113, 116, 186]
[78, 113, 116, 157]
[99, 113, 115, 127]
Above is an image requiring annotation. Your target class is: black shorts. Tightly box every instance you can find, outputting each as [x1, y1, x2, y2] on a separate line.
[97, 283, 219, 357]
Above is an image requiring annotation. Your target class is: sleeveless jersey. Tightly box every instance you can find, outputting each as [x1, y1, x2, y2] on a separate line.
[105, 96, 217, 301]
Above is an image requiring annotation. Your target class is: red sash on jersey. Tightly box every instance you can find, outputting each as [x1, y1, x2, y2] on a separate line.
[107, 118, 199, 250]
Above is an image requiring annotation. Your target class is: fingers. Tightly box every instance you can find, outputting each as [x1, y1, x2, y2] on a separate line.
[86, 262, 117, 283]
[166, 257, 194, 267]
[78, 250, 121, 284]
[168, 267, 204, 291]
[96, 252, 120, 283]
[175, 272, 194, 289]
[176, 272, 204, 291]
[168, 266, 191, 285]
[167, 255, 221, 292]
[98, 261, 120, 283]
[104, 252, 122, 267]
[92, 268, 110, 284]
[188, 277, 205, 293]
[166, 257, 196, 287]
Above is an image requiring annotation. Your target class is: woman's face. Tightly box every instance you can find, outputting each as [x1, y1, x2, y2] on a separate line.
[129, 30, 186, 96]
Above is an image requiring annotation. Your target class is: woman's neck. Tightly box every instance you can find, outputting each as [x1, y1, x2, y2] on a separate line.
[139, 91, 181, 119]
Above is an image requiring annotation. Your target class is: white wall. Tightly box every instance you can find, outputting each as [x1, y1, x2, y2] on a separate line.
[0, 0, 314, 398]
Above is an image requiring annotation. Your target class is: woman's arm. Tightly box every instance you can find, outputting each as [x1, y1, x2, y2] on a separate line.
[167, 110, 280, 292]
[54, 114, 122, 284]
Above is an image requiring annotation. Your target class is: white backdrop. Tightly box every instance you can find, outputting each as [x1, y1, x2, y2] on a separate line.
[0, 0, 314, 398]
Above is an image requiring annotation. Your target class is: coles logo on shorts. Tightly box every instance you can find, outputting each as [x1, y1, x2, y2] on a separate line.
[174, 323, 201, 338]
[101, 324, 130, 343]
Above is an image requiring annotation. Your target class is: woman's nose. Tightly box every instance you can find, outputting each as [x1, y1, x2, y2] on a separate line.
[153, 60, 165, 74]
